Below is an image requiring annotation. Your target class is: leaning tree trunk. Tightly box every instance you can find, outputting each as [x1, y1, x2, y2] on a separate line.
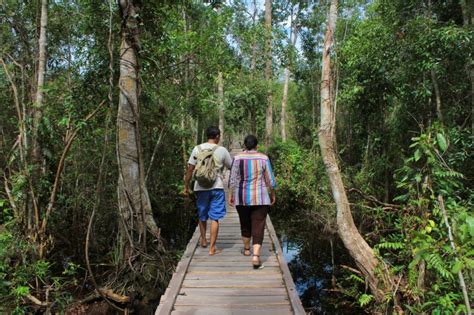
[117, 0, 159, 258]
[264, 0, 273, 148]
[318, 0, 391, 303]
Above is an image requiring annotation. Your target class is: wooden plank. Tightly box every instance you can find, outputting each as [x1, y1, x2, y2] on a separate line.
[187, 266, 281, 273]
[182, 279, 284, 288]
[192, 255, 278, 262]
[193, 251, 274, 257]
[184, 273, 283, 280]
[175, 295, 289, 306]
[194, 243, 273, 250]
[155, 226, 200, 315]
[186, 268, 281, 279]
[178, 287, 288, 296]
[171, 305, 293, 315]
[265, 216, 306, 315]
[208, 242, 272, 247]
[188, 261, 280, 267]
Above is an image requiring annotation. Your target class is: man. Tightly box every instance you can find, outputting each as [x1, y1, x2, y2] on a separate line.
[184, 126, 232, 255]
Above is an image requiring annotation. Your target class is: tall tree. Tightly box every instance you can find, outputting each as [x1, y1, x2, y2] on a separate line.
[280, 3, 299, 142]
[32, 0, 48, 169]
[461, 0, 474, 133]
[218, 71, 225, 140]
[264, 0, 273, 148]
[318, 0, 392, 304]
[217, 6, 225, 141]
[30, 0, 49, 232]
[117, 0, 159, 259]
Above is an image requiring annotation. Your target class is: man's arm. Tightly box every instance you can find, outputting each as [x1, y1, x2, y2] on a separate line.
[224, 149, 232, 170]
[184, 164, 195, 197]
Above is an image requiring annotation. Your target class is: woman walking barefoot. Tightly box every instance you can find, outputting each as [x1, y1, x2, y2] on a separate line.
[229, 135, 276, 268]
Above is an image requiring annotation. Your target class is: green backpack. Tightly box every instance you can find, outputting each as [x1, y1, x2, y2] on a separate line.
[193, 145, 219, 188]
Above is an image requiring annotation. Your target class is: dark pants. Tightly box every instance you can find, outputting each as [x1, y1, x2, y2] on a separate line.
[236, 205, 268, 245]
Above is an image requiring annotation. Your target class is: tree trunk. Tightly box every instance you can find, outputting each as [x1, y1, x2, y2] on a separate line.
[30, 0, 48, 232]
[318, 0, 391, 303]
[264, 0, 273, 148]
[218, 71, 225, 141]
[249, 0, 258, 135]
[461, 0, 474, 133]
[281, 8, 298, 142]
[117, 0, 159, 258]
[281, 67, 290, 142]
[32, 0, 48, 173]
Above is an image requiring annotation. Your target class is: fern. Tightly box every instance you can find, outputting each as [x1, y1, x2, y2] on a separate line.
[427, 253, 454, 280]
[376, 241, 404, 250]
[358, 294, 374, 307]
[348, 274, 365, 284]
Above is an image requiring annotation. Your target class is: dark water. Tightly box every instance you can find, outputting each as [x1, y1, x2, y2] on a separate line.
[271, 213, 365, 315]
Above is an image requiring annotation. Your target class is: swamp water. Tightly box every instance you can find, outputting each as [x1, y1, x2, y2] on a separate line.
[271, 211, 365, 314]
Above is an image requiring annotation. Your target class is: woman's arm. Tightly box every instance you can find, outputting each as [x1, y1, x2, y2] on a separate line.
[263, 158, 277, 205]
[228, 158, 240, 206]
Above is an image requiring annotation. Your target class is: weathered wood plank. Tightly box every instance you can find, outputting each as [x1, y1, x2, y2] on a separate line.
[178, 287, 288, 296]
[187, 261, 280, 267]
[192, 256, 277, 262]
[175, 295, 289, 306]
[186, 268, 281, 279]
[184, 273, 282, 280]
[182, 279, 284, 288]
[187, 266, 281, 273]
[193, 250, 274, 256]
[171, 305, 293, 315]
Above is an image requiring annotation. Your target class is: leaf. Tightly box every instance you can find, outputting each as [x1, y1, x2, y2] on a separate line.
[451, 260, 462, 274]
[358, 294, 374, 306]
[437, 133, 448, 152]
[466, 216, 474, 238]
[414, 149, 421, 161]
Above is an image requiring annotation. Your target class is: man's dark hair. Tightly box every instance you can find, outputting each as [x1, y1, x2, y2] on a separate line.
[244, 135, 258, 150]
[206, 126, 221, 139]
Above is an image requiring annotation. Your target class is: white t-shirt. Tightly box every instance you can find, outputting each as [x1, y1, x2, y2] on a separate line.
[188, 143, 232, 191]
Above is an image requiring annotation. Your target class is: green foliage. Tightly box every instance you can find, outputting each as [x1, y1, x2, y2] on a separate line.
[268, 140, 334, 228]
[358, 294, 374, 307]
[375, 126, 474, 313]
[0, 222, 80, 313]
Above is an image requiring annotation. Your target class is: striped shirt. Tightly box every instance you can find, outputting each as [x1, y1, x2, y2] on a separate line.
[229, 151, 276, 206]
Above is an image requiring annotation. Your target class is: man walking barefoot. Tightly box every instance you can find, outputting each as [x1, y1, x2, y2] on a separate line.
[184, 126, 232, 255]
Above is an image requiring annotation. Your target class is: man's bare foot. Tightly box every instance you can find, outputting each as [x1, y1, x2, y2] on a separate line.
[200, 237, 207, 248]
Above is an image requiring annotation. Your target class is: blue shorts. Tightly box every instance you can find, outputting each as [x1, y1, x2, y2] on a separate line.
[195, 189, 226, 221]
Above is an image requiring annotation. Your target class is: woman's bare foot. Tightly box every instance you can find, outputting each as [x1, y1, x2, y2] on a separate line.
[200, 237, 207, 248]
[209, 247, 222, 256]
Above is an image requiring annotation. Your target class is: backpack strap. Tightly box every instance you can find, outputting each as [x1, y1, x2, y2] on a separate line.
[211, 145, 219, 153]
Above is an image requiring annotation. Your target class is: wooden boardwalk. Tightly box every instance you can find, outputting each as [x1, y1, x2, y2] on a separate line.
[155, 206, 305, 315]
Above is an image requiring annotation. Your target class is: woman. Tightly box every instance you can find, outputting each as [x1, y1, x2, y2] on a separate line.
[229, 135, 276, 268]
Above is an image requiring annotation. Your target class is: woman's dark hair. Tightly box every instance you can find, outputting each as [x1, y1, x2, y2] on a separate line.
[244, 135, 258, 150]
[206, 126, 221, 139]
